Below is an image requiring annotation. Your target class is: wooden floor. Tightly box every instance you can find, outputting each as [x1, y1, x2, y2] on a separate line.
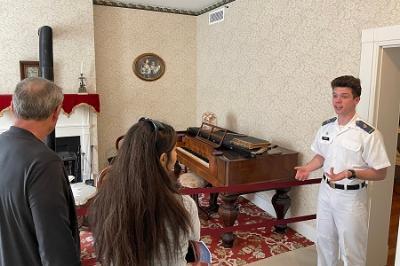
[387, 177, 400, 266]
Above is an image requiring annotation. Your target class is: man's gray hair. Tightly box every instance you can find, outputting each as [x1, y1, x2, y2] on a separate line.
[12, 77, 64, 120]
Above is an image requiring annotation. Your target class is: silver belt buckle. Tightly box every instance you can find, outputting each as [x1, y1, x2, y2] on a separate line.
[326, 179, 335, 189]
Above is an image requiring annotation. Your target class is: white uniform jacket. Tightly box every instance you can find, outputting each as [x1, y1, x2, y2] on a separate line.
[311, 114, 391, 185]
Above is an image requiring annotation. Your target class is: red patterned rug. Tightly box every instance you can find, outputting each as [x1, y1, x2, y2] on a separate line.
[80, 196, 313, 265]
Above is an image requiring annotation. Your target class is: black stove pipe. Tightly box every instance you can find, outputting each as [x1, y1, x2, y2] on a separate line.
[38, 26, 56, 150]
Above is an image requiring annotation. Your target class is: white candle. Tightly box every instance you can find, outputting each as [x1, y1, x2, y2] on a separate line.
[80, 61, 83, 74]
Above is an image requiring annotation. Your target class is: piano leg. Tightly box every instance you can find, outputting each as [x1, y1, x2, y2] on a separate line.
[218, 193, 239, 248]
[272, 188, 291, 233]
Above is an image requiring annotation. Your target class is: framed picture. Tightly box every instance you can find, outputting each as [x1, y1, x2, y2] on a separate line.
[19, 61, 40, 80]
[133, 53, 165, 81]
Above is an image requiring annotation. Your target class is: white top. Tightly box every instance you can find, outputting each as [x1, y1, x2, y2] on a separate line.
[311, 114, 391, 185]
[153, 195, 201, 266]
[70, 182, 97, 206]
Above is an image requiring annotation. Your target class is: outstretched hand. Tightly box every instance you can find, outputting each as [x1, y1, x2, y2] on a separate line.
[325, 167, 347, 182]
[294, 166, 310, 181]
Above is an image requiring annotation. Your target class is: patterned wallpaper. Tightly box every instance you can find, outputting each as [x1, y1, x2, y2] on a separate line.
[93, 6, 197, 167]
[0, 0, 96, 92]
[0, 0, 98, 174]
[196, 0, 400, 233]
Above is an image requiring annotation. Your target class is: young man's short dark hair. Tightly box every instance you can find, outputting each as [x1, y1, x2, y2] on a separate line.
[331, 75, 362, 98]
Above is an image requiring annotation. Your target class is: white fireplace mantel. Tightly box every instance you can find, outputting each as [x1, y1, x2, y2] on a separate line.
[0, 107, 97, 181]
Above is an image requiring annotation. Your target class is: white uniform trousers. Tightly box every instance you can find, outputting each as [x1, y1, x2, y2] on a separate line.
[316, 181, 368, 266]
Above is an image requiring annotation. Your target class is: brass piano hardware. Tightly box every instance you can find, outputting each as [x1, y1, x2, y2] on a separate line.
[195, 122, 228, 148]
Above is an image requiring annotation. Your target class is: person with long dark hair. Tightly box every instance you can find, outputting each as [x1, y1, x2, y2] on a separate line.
[90, 118, 200, 266]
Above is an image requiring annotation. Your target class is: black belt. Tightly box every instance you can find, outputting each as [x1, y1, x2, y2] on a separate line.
[323, 175, 366, 190]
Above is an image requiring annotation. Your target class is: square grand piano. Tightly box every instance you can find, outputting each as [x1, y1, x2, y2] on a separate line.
[175, 123, 319, 247]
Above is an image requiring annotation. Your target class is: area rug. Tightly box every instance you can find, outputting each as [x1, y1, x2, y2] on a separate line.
[199, 196, 313, 265]
[80, 196, 314, 265]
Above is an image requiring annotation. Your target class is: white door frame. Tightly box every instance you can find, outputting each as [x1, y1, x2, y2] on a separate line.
[359, 24, 400, 266]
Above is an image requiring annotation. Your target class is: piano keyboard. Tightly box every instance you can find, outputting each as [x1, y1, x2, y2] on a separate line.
[177, 147, 210, 168]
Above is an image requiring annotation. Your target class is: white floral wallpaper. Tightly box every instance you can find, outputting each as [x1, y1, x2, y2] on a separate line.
[196, 0, 400, 235]
[93, 6, 197, 167]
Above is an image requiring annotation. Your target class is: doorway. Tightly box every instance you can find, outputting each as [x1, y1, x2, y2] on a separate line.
[374, 47, 400, 266]
[359, 26, 400, 266]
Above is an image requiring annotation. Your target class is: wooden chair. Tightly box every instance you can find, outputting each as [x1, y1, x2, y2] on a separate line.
[97, 165, 111, 188]
[115, 135, 124, 150]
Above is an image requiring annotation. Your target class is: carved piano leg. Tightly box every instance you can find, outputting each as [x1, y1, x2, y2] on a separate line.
[218, 194, 239, 248]
[271, 188, 291, 233]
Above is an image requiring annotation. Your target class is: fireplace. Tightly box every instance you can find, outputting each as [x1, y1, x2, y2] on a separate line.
[0, 94, 99, 181]
[56, 136, 81, 182]
[55, 108, 94, 182]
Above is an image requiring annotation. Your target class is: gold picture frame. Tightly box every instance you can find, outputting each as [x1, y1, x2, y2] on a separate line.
[133, 53, 165, 81]
[19, 61, 40, 80]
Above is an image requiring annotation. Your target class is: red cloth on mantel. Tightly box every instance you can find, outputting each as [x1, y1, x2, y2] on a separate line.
[0, 94, 100, 116]
[63, 94, 100, 114]
[0, 94, 12, 115]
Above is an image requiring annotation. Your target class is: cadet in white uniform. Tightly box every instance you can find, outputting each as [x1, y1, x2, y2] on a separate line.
[295, 75, 390, 266]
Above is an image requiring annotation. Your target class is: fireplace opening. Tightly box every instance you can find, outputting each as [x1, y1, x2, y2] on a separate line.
[56, 136, 81, 182]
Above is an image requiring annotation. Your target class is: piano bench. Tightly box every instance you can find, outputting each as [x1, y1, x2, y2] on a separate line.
[178, 172, 207, 189]
[178, 172, 210, 219]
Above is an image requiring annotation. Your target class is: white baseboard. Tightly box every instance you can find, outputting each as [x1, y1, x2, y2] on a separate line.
[242, 192, 316, 242]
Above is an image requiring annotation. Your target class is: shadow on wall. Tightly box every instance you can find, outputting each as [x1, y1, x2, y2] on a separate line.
[226, 112, 237, 131]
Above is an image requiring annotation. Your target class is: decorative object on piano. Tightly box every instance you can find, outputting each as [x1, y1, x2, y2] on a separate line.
[19, 61, 40, 80]
[202, 112, 217, 131]
[133, 53, 165, 81]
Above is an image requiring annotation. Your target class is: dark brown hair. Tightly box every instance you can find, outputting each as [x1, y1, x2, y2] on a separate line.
[331, 75, 362, 98]
[90, 119, 191, 266]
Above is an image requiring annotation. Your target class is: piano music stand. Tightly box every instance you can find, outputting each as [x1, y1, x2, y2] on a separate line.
[196, 122, 227, 148]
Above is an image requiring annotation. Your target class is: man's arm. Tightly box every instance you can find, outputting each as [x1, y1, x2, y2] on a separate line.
[28, 159, 80, 266]
[294, 154, 325, 181]
[326, 167, 387, 182]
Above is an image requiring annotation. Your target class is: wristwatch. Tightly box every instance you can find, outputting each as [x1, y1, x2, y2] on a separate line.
[348, 169, 357, 180]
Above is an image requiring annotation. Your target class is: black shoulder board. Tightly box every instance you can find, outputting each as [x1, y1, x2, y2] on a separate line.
[322, 117, 337, 126]
[356, 120, 375, 134]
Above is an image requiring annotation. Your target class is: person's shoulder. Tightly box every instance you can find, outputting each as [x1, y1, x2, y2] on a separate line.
[181, 194, 196, 205]
[321, 117, 337, 126]
[28, 144, 63, 168]
[355, 119, 375, 134]
[181, 194, 197, 210]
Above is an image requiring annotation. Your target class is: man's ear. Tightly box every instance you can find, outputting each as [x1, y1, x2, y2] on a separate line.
[52, 104, 62, 121]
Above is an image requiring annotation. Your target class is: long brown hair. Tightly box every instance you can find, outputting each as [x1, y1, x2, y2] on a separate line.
[90, 119, 191, 265]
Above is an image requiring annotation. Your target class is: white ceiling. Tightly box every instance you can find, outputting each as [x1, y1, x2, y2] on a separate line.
[112, 0, 222, 12]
